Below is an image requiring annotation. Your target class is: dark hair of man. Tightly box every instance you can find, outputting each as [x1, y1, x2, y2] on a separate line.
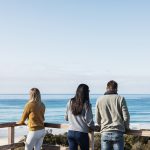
[107, 80, 118, 91]
[71, 84, 90, 116]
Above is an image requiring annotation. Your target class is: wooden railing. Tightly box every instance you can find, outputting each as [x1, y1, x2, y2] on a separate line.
[0, 122, 150, 150]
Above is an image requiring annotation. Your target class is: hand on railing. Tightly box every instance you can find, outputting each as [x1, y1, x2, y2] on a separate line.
[94, 125, 100, 132]
[16, 121, 26, 126]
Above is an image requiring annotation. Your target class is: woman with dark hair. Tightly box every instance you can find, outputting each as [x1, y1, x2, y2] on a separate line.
[65, 84, 94, 150]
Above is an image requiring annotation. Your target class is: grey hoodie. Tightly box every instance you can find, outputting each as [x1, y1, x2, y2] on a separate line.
[65, 100, 94, 133]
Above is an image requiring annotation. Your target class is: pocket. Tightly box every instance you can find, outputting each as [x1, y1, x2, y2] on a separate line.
[38, 129, 45, 138]
[76, 132, 87, 140]
[101, 134, 110, 141]
[113, 133, 123, 141]
[67, 130, 74, 139]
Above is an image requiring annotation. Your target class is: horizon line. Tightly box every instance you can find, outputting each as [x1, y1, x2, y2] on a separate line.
[0, 93, 150, 95]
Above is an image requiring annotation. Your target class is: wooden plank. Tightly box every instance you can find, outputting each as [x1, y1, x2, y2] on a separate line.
[44, 123, 69, 129]
[0, 122, 69, 129]
[8, 126, 15, 150]
[0, 122, 16, 128]
[126, 129, 150, 137]
[0, 143, 24, 150]
[8, 127, 14, 144]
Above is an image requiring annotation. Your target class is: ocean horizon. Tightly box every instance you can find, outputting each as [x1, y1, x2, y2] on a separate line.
[0, 94, 150, 126]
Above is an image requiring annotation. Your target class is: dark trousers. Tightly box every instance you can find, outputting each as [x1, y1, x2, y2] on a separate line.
[67, 130, 89, 150]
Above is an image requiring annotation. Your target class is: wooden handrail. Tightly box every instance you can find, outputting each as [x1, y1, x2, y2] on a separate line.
[0, 122, 69, 129]
[1, 122, 150, 137]
[126, 129, 150, 137]
[1, 122, 150, 150]
[0, 122, 17, 128]
[44, 122, 69, 129]
[0, 122, 70, 150]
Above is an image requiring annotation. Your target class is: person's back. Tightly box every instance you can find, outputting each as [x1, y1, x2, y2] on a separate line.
[65, 84, 94, 150]
[96, 94, 129, 133]
[96, 80, 130, 150]
[65, 100, 93, 133]
[26, 101, 45, 130]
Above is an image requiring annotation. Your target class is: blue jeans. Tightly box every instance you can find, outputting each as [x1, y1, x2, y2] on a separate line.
[101, 131, 124, 150]
[67, 130, 89, 150]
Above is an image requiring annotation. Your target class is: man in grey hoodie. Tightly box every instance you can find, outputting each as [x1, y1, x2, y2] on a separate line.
[96, 80, 130, 150]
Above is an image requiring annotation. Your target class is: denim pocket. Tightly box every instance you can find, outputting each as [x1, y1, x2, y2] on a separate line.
[112, 133, 123, 141]
[101, 134, 111, 141]
[101, 132, 123, 142]
[67, 130, 74, 139]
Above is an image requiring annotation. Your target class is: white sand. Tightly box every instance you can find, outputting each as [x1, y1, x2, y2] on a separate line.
[0, 137, 23, 146]
[130, 123, 150, 130]
[0, 126, 67, 146]
[0, 126, 28, 146]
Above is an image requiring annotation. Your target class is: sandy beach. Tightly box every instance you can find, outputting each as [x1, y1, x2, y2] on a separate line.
[0, 137, 23, 146]
[0, 126, 27, 146]
[0, 126, 67, 146]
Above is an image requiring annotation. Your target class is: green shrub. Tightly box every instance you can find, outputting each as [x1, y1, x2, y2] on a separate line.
[43, 132, 68, 146]
[94, 133, 101, 150]
[15, 132, 150, 150]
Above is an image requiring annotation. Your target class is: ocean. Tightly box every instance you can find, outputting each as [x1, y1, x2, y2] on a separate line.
[0, 94, 150, 126]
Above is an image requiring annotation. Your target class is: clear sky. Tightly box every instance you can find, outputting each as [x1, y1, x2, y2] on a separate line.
[0, 0, 150, 94]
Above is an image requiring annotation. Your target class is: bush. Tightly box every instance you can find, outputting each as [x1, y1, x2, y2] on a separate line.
[124, 134, 150, 150]
[15, 132, 150, 150]
[94, 133, 101, 150]
[43, 132, 68, 146]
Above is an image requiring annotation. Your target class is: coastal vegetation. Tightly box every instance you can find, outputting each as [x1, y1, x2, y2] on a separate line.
[43, 132, 150, 150]
[15, 132, 150, 150]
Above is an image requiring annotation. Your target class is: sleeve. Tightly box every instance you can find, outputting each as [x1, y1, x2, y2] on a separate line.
[64, 100, 70, 121]
[95, 100, 101, 126]
[17, 103, 30, 125]
[121, 97, 130, 129]
[84, 104, 94, 128]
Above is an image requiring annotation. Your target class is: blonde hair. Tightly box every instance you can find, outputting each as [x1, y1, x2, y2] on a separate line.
[29, 88, 41, 103]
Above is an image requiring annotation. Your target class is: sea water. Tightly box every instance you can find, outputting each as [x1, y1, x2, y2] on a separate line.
[0, 94, 150, 126]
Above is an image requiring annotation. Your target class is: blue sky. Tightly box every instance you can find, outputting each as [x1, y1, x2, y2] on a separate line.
[0, 1, 150, 94]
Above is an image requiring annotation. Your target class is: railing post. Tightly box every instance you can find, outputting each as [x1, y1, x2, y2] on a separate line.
[8, 126, 15, 150]
[89, 131, 94, 150]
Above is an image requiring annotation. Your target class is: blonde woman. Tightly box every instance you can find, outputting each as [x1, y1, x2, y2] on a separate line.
[17, 88, 45, 150]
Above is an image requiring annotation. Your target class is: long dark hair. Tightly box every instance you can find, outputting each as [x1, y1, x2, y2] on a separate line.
[71, 84, 90, 116]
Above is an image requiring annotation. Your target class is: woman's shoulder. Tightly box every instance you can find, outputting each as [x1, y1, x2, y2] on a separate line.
[23, 101, 32, 110]
[25, 101, 31, 106]
[67, 99, 72, 106]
